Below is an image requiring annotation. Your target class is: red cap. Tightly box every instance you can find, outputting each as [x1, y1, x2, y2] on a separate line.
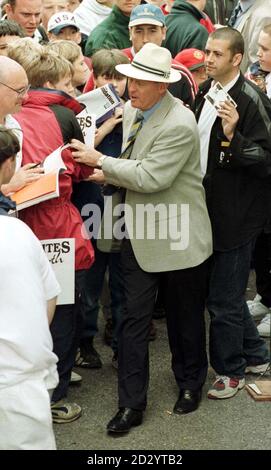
[174, 48, 205, 71]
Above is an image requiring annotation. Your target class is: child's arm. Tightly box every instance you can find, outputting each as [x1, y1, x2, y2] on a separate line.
[94, 108, 123, 147]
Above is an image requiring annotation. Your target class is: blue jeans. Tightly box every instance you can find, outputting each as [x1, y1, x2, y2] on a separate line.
[207, 240, 269, 378]
[80, 241, 124, 354]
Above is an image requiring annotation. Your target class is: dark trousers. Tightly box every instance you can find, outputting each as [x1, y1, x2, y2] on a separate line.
[118, 239, 209, 411]
[80, 240, 124, 353]
[50, 269, 86, 403]
[207, 240, 269, 378]
[254, 232, 271, 308]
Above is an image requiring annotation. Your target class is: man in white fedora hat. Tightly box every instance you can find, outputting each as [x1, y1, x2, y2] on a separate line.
[70, 43, 213, 434]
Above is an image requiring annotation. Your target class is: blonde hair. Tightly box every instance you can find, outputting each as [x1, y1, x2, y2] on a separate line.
[46, 40, 81, 65]
[7, 38, 43, 76]
[27, 50, 73, 88]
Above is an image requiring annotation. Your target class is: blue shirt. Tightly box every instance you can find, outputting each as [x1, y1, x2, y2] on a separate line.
[140, 99, 163, 124]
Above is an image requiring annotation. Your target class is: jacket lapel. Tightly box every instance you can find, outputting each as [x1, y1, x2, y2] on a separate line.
[130, 92, 175, 158]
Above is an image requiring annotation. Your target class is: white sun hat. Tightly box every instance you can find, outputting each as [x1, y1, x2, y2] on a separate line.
[115, 43, 181, 83]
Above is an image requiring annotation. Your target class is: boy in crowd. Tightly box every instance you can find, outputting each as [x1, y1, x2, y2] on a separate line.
[47, 39, 90, 91]
[47, 10, 81, 43]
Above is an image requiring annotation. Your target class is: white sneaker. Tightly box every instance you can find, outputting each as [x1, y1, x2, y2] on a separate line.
[70, 371, 82, 384]
[247, 294, 270, 320]
[207, 376, 245, 399]
[257, 313, 271, 337]
[247, 293, 262, 307]
[245, 363, 270, 374]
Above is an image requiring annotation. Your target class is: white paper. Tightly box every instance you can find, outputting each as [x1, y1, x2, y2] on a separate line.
[42, 144, 68, 174]
[204, 82, 237, 109]
[41, 238, 75, 305]
[77, 84, 120, 123]
[247, 383, 262, 395]
[76, 110, 96, 146]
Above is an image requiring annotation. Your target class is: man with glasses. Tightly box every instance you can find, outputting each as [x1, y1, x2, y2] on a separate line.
[0, 56, 42, 195]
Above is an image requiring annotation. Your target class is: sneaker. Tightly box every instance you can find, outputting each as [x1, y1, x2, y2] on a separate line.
[69, 370, 82, 385]
[247, 293, 261, 307]
[207, 376, 245, 399]
[257, 313, 271, 337]
[112, 353, 118, 370]
[51, 400, 82, 423]
[245, 363, 270, 374]
[247, 294, 270, 320]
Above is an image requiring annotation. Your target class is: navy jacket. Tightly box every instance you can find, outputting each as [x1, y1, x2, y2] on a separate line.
[194, 74, 271, 251]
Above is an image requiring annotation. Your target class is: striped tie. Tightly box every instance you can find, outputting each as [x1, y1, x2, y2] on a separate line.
[228, 2, 242, 27]
[102, 111, 144, 196]
[120, 111, 144, 160]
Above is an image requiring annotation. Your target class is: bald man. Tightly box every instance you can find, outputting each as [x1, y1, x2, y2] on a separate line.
[0, 56, 42, 195]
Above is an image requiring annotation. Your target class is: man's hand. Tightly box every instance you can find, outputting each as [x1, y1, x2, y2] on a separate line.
[70, 139, 102, 167]
[217, 100, 239, 142]
[1, 163, 44, 195]
[87, 169, 106, 183]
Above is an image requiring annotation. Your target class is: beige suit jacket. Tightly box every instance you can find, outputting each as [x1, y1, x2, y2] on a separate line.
[236, 0, 271, 73]
[102, 91, 213, 273]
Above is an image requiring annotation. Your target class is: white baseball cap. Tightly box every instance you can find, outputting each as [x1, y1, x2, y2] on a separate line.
[47, 11, 80, 34]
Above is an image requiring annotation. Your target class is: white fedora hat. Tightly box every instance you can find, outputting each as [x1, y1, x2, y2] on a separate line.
[115, 43, 181, 83]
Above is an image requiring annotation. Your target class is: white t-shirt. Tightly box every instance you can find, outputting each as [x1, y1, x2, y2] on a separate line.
[0, 216, 61, 390]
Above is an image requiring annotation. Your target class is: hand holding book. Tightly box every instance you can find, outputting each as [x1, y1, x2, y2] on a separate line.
[11, 145, 67, 210]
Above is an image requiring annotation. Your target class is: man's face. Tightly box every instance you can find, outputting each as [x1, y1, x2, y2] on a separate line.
[41, 0, 69, 30]
[0, 35, 21, 56]
[130, 24, 166, 53]
[6, 0, 42, 37]
[205, 37, 239, 83]
[0, 67, 29, 116]
[257, 31, 271, 73]
[115, 0, 141, 16]
[128, 77, 166, 110]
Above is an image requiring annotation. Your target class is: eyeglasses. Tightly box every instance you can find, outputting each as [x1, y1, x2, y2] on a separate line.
[0, 81, 30, 97]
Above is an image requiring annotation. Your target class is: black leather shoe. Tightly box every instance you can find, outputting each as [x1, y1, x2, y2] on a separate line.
[107, 408, 143, 434]
[173, 389, 201, 415]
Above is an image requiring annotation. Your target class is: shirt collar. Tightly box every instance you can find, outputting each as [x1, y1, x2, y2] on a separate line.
[240, 0, 255, 13]
[141, 99, 163, 123]
[212, 73, 240, 93]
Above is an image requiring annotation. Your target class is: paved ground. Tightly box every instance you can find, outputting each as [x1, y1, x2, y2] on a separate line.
[55, 275, 271, 451]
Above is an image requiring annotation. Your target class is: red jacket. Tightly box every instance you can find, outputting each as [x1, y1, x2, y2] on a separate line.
[15, 89, 95, 271]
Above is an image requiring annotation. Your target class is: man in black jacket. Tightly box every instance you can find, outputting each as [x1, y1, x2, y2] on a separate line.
[194, 27, 270, 399]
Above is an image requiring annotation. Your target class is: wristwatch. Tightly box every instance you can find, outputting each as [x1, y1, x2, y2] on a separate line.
[96, 154, 107, 169]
